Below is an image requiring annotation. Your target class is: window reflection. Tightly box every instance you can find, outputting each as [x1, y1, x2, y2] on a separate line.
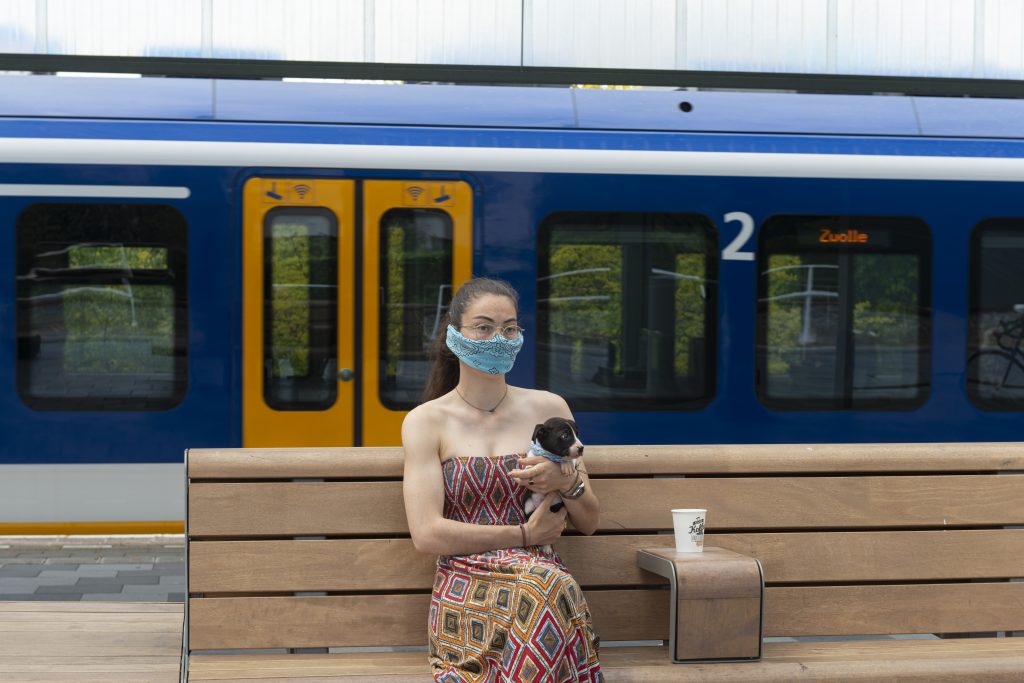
[379, 209, 453, 409]
[537, 212, 716, 411]
[757, 216, 930, 410]
[263, 209, 338, 411]
[967, 221, 1024, 410]
[16, 204, 187, 411]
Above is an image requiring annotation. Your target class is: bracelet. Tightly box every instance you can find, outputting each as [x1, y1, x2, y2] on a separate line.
[559, 471, 586, 499]
[519, 523, 529, 547]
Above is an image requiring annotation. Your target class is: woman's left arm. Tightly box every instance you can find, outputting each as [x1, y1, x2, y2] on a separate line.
[508, 396, 600, 535]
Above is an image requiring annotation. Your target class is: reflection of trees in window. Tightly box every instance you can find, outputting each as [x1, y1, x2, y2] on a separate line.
[269, 223, 313, 378]
[263, 210, 337, 411]
[548, 244, 621, 376]
[16, 203, 187, 411]
[757, 216, 930, 410]
[538, 212, 716, 411]
[379, 209, 453, 409]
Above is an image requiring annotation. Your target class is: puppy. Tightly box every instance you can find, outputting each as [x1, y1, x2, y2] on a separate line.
[523, 418, 584, 533]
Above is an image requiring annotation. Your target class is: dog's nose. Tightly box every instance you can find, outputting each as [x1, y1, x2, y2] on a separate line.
[578, 445, 584, 456]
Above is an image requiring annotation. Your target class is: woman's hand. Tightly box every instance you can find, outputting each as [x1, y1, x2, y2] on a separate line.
[523, 492, 568, 547]
[509, 455, 575, 494]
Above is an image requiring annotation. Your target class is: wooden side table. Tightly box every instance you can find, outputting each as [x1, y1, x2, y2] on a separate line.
[637, 546, 764, 663]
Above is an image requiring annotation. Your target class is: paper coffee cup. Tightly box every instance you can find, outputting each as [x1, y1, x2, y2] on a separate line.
[672, 508, 706, 553]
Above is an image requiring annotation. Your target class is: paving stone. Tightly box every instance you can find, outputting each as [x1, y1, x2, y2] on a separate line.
[0, 566, 42, 577]
[0, 593, 80, 601]
[81, 593, 167, 601]
[0, 558, 45, 565]
[41, 561, 83, 568]
[40, 569, 117, 578]
[98, 560, 153, 569]
[0, 576, 79, 589]
[77, 575, 160, 586]
[158, 575, 185, 585]
[69, 567, 119, 577]
[121, 584, 173, 595]
[118, 567, 182, 578]
[35, 584, 104, 594]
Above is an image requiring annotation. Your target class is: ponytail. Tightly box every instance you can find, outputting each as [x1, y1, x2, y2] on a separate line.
[420, 277, 519, 403]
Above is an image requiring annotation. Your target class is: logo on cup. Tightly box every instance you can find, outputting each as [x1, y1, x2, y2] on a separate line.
[688, 517, 704, 537]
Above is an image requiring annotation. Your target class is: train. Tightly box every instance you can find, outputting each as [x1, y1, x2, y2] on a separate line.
[2, 74, 1024, 532]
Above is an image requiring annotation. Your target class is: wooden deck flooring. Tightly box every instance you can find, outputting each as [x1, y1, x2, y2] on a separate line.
[0, 601, 182, 682]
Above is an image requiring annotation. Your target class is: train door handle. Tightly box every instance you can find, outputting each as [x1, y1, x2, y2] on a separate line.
[338, 368, 355, 382]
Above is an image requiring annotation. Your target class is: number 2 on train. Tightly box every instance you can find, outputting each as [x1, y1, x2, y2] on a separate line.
[722, 211, 755, 261]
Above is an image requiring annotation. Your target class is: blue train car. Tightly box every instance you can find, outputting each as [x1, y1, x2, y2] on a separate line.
[2, 75, 1024, 531]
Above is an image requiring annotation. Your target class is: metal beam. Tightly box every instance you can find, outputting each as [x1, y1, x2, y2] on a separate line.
[3, 53, 1024, 98]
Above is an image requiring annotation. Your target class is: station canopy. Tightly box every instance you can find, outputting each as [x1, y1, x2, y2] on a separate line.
[1, 0, 1024, 93]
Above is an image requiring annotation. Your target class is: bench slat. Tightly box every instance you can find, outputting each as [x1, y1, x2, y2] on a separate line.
[188, 475, 1024, 536]
[188, 529, 1024, 593]
[711, 529, 1024, 583]
[768, 582, 1024, 636]
[187, 443, 1024, 479]
[187, 581, 1024, 650]
[187, 590, 669, 650]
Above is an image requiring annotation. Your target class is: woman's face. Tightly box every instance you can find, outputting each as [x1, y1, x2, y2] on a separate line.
[458, 294, 519, 340]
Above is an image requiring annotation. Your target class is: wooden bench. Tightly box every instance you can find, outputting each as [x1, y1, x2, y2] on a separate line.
[183, 443, 1024, 681]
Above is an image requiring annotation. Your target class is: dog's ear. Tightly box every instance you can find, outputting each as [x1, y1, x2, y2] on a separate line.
[531, 423, 546, 442]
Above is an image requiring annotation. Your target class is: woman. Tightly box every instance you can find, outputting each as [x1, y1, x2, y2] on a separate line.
[402, 277, 603, 682]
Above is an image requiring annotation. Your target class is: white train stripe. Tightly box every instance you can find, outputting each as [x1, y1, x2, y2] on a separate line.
[2, 137, 1024, 181]
[0, 183, 190, 198]
[0, 464, 182, 523]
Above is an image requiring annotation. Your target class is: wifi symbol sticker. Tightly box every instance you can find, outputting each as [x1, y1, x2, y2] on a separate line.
[404, 185, 426, 203]
[292, 184, 313, 201]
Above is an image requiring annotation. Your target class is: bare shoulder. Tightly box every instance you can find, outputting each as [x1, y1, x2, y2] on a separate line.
[401, 398, 446, 454]
[515, 387, 573, 420]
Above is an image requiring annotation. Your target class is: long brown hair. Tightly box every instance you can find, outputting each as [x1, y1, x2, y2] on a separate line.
[420, 277, 520, 403]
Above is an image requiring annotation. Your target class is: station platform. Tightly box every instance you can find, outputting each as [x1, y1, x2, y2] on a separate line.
[0, 536, 184, 603]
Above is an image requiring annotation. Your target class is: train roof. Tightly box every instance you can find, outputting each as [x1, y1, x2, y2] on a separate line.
[2, 74, 1024, 139]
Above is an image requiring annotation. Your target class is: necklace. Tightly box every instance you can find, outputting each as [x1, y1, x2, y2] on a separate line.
[455, 385, 509, 413]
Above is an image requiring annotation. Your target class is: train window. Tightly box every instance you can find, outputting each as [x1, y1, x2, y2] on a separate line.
[379, 209, 453, 409]
[536, 212, 717, 411]
[15, 203, 188, 411]
[263, 208, 338, 411]
[966, 219, 1024, 410]
[756, 215, 931, 410]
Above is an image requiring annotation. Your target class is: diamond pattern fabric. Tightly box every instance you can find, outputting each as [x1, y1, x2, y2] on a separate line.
[429, 455, 603, 682]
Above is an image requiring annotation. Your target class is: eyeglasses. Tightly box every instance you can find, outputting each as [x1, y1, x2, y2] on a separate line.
[458, 323, 525, 340]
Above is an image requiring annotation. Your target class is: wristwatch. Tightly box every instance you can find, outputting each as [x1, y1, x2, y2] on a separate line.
[560, 472, 586, 500]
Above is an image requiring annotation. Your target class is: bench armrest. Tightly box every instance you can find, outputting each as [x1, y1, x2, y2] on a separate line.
[637, 546, 764, 663]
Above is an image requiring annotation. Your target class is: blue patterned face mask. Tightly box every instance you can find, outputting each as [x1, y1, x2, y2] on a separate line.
[445, 324, 524, 375]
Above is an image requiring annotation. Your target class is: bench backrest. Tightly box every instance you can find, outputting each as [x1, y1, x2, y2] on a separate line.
[184, 443, 1024, 653]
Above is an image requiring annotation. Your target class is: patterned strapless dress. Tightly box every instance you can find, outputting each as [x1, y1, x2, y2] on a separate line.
[429, 454, 603, 683]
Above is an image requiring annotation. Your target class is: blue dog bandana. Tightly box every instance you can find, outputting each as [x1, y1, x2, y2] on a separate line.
[530, 440, 572, 465]
[445, 324, 523, 375]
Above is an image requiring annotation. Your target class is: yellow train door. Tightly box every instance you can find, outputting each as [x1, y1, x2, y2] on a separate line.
[242, 177, 472, 447]
[361, 180, 473, 445]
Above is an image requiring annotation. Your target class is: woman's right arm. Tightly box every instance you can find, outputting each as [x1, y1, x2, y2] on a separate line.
[402, 407, 566, 556]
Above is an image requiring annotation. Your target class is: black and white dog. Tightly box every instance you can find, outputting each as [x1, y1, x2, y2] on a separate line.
[523, 417, 584, 523]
